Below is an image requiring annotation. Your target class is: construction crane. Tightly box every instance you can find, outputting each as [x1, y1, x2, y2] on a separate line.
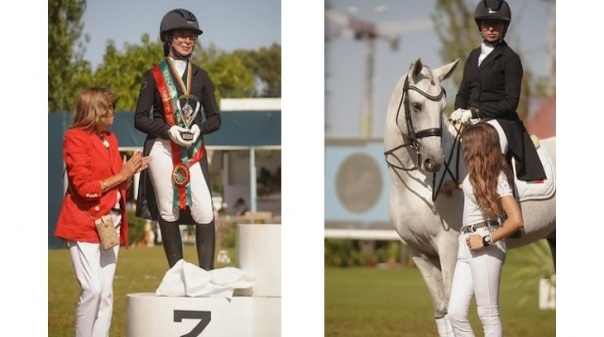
[325, 8, 433, 137]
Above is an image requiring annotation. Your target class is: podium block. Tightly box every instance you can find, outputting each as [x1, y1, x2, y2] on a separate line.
[237, 224, 281, 297]
[127, 223, 282, 336]
[127, 294, 280, 337]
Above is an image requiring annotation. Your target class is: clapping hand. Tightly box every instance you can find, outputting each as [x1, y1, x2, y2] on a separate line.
[122, 151, 151, 177]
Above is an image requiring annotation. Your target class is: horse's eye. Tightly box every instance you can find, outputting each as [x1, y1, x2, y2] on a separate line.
[411, 103, 422, 111]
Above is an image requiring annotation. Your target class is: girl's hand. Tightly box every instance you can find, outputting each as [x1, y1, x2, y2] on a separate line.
[466, 234, 485, 251]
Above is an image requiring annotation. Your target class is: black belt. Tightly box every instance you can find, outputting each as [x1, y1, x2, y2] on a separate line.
[460, 220, 499, 234]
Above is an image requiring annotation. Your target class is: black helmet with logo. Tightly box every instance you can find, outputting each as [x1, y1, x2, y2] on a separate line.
[160, 8, 203, 42]
[474, 0, 511, 28]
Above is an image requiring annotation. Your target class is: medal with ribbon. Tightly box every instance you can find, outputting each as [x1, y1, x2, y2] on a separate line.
[152, 59, 206, 210]
[166, 58, 201, 140]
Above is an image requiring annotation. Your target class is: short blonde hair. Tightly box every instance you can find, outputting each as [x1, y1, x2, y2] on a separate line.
[70, 87, 116, 132]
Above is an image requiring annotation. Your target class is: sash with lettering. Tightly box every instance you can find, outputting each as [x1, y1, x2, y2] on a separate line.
[151, 59, 206, 210]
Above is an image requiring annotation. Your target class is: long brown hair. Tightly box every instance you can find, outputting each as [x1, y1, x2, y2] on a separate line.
[70, 87, 116, 132]
[462, 123, 513, 216]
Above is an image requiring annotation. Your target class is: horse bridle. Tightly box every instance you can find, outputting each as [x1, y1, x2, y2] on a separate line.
[384, 75, 463, 201]
[384, 75, 445, 170]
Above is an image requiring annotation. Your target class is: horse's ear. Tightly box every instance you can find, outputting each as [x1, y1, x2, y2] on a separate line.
[410, 58, 424, 82]
[434, 58, 460, 82]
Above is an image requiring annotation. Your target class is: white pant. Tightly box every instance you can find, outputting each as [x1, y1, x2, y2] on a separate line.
[68, 235, 120, 337]
[148, 138, 213, 223]
[485, 119, 508, 154]
[448, 227, 507, 337]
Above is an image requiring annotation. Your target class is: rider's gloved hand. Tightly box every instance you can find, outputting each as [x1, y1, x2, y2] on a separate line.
[168, 126, 189, 147]
[450, 108, 473, 124]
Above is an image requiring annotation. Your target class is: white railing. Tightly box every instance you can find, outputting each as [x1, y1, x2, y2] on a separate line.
[324, 228, 403, 241]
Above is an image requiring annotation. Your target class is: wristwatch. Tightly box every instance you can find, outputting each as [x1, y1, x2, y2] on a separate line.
[482, 234, 493, 247]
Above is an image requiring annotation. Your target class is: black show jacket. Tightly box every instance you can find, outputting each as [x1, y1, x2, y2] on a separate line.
[134, 60, 221, 220]
[455, 41, 546, 181]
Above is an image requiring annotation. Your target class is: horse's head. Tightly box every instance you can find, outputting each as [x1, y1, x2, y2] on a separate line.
[385, 58, 459, 173]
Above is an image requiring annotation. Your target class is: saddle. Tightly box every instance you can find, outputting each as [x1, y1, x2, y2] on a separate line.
[512, 135, 556, 202]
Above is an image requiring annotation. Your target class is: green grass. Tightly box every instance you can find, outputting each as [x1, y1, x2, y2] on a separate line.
[50, 242, 554, 337]
[325, 244, 555, 337]
[48, 245, 237, 337]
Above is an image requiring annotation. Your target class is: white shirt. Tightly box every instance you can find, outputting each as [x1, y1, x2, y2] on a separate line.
[461, 171, 513, 227]
[478, 42, 495, 66]
[169, 56, 187, 77]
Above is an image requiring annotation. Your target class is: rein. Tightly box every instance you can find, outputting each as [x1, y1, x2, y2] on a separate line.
[384, 75, 464, 201]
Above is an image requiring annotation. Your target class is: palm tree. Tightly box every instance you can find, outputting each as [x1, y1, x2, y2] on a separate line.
[508, 239, 556, 308]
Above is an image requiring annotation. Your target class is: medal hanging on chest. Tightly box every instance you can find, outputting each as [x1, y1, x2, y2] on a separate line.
[154, 60, 206, 209]
[167, 59, 200, 141]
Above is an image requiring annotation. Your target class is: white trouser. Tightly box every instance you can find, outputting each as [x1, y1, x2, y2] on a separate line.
[448, 227, 507, 337]
[68, 229, 120, 337]
[148, 138, 213, 224]
[485, 119, 508, 154]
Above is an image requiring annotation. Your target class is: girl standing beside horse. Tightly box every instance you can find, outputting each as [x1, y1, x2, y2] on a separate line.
[442, 122, 523, 336]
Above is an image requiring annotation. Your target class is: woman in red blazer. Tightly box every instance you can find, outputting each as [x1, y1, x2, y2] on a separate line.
[54, 87, 150, 337]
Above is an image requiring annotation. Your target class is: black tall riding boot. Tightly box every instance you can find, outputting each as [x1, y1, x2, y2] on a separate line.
[158, 219, 183, 268]
[195, 220, 215, 270]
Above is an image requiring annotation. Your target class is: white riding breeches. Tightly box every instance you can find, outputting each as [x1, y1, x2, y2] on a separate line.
[68, 232, 120, 337]
[448, 227, 507, 337]
[148, 138, 213, 224]
[485, 119, 508, 154]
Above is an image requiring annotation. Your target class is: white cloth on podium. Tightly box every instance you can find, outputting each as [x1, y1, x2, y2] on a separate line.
[156, 259, 255, 299]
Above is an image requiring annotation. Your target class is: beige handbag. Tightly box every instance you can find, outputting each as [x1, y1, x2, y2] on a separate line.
[65, 176, 120, 250]
[94, 214, 119, 250]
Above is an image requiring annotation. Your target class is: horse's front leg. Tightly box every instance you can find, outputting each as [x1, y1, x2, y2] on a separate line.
[438, 235, 459, 336]
[410, 249, 454, 337]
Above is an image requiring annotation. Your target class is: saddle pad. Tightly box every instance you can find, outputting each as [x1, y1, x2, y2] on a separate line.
[513, 145, 555, 202]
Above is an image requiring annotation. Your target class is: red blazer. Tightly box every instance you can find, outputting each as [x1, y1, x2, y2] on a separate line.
[54, 128, 129, 246]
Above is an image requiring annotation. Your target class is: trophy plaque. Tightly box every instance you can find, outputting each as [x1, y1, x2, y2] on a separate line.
[176, 95, 200, 141]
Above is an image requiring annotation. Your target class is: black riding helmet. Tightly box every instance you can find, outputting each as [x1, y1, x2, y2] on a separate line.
[160, 8, 203, 43]
[474, 0, 511, 30]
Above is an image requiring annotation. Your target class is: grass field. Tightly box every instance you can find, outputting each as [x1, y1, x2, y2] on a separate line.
[48, 245, 237, 337]
[49, 242, 554, 336]
[325, 244, 556, 337]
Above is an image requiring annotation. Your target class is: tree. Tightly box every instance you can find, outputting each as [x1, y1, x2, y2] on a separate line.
[432, 0, 531, 122]
[90, 39, 261, 110]
[432, 0, 479, 87]
[48, 0, 90, 112]
[233, 44, 282, 97]
[192, 43, 256, 101]
[92, 34, 163, 111]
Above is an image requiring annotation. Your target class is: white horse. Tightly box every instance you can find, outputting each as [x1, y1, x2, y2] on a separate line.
[383, 58, 556, 336]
